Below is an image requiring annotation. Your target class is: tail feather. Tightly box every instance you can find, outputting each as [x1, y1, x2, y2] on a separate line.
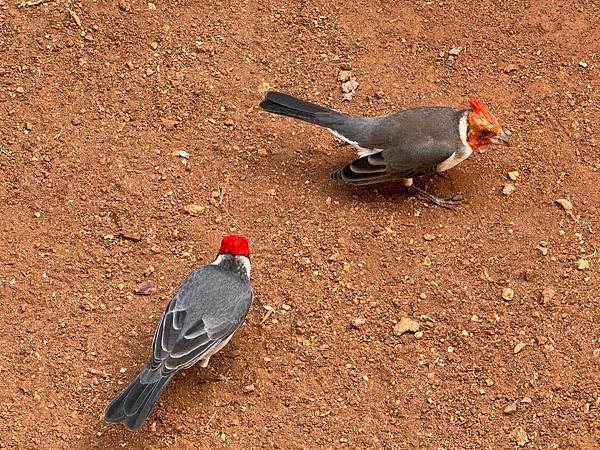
[259, 91, 344, 127]
[105, 367, 172, 431]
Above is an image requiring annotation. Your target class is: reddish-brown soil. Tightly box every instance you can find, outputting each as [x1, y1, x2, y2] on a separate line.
[1, 0, 599, 448]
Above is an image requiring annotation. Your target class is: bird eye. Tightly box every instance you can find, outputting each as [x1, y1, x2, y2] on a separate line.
[479, 129, 493, 138]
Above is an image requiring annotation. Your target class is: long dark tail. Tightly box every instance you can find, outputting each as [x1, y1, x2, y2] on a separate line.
[259, 91, 346, 128]
[104, 367, 173, 431]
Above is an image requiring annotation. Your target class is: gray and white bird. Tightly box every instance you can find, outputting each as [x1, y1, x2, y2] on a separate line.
[259, 91, 509, 207]
[104, 235, 253, 431]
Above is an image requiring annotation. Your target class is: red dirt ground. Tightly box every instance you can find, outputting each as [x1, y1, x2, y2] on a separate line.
[1, 0, 599, 448]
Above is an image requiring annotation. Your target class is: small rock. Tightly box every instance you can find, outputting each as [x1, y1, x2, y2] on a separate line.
[143, 266, 155, 277]
[71, 117, 81, 126]
[503, 401, 518, 414]
[15, 86, 24, 93]
[393, 317, 420, 336]
[243, 383, 255, 393]
[134, 279, 156, 296]
[118, 0, 130, 12]
[514, 342, 526, 354]
[577, 258, 590, 270]
[183, 204, 205, 216]
[555, 198, 573, 212]
[423, 233, 436, 241]
[540, 287, 555, 304]
[281, 304, 291, 311]
[161, 118, 178, 130]
[148, 2, 156, 10]
[341, 79, 359, 101]
[503, 183, 516, 195]
[502, 287, 514, 301]
[503, 64, 518, 74]
[337, 69, 352, 83]
[150, 41, 158, 50]
[515, 427, 528, 447]
[414, 331, 423, 339]
[351, 317, 366, 329]
[485, 378, 494, 386]
[579, 61, 588, 68]
[256, 148, 268, 156]
[536, 336, 548, 345]
[339, 62, 352, 71]
[118, 231, 141, 242]
[448, 46, 462, 56]
[507, 171, 520, 181]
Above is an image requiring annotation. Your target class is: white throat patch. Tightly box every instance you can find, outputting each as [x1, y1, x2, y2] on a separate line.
[436, 112, 473, 173]
[212, 255, 251, 277]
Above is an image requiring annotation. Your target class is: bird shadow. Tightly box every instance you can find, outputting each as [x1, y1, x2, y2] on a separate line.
[265, 143, 470, 209]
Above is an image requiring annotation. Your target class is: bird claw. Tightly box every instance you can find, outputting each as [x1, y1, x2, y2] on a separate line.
[206, 369, 231, 382]
[409, 186, 463, 209]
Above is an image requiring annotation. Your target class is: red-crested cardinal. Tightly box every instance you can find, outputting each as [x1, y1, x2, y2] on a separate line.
[104, 235, 253, 431]
[260, 91, 509, 207]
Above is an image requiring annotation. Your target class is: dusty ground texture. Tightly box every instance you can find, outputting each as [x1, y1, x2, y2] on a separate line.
[1, 0, 599, 448]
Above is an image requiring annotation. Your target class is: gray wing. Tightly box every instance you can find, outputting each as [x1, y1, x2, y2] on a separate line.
[332, 142, 457, 184]
[332, 108, 466, 183]
[149, 266, 252, 376]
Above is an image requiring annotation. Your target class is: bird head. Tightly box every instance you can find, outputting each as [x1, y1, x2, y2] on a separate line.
[218, 235, 250, 258]
[466, 97, 509, 149]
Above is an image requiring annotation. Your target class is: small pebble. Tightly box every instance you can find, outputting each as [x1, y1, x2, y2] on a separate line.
[351, 317, 366, 329]
[502, 288, 514, 301]
[515, 427, 528, 446]
[540, 287, 556, 304]
[503, 401, 518, 414]
[183, 204, 205, 216]
[393, 317, 420, 336]
[134, 279, 156, 295]
[502, 183, 516, 195]
[577, 259, 590, 270]
[514, 342, 526, 354]
[555, 198, 573, 212]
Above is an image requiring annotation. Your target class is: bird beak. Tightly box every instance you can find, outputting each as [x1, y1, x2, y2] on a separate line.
[491, 128, 510, 146]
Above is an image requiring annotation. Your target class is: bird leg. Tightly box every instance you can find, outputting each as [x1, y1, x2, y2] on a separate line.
[409, 185, 463, 209]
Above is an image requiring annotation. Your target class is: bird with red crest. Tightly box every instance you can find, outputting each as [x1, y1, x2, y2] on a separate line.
[105, 235, 253, 431]
[260, 91, 509, 208]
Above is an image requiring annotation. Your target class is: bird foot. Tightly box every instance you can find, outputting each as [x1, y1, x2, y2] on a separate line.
[409, 186, 463, 209]
[206, 369, 231, 382]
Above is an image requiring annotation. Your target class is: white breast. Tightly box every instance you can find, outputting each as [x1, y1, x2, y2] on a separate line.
[436, 112, 472, 172]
